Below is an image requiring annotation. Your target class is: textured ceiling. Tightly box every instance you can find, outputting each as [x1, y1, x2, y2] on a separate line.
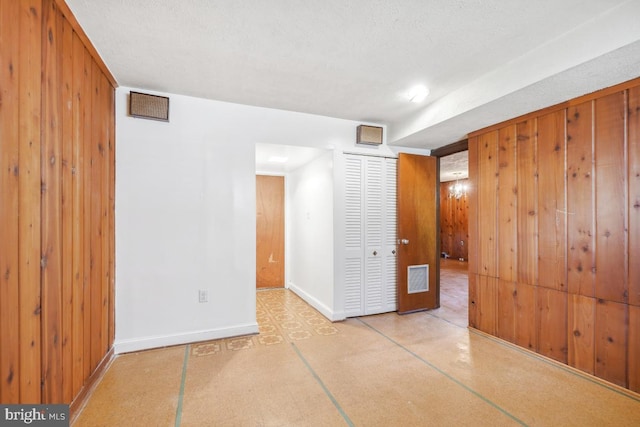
[67, 0, 640, 150]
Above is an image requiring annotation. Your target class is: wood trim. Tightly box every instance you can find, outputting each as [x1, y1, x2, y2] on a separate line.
[54, 0, 117, 88]
[469, 76, 640, 138]
[431, 139, 469, 157]
[69, 347, 115, 424]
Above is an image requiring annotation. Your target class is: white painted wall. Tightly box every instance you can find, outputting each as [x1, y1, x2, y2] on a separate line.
[115, 86, 423, 352]
[286, 151, 334, 318]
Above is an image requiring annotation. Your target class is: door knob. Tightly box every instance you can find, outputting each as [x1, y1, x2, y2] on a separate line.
[392, 250, 396, 255]
[399, 239, 409, 245]
[373, 251, 378, 256]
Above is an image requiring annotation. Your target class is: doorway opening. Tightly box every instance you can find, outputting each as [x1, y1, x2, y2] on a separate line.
[255, 143, 333, 312]
[436, 147, 469, 327]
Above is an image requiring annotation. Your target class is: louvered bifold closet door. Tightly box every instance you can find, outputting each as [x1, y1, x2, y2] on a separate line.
[364, 157, 384, 313]
[344, 154, 398, 317]
[383, 158, 398, 312]
[344, 156, 365, 316]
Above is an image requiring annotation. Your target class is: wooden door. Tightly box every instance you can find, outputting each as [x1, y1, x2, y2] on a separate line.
[397, 153, 439, 313]
[256, 175, 285, 288]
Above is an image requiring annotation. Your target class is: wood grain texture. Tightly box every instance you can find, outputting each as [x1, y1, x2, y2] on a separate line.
[629, 305, 640, 392]
[439, 179, 468, 260]
[537, 287, 568, 363]
[18, 0, 43, 403]
[397, 154, 439, 313]
[496, 279, 516, 343]
[0, 0, 115, 405]
[41, 0, 64, 402]
[90, 59, 104, 371]
[477, 275, 497, 335]
[0, 0, 22, 404]
[468, 273, 478, 328]
[478, 131, 498, 278]
[516, 120, 537, 286]
[497, 125, 517, 282]
[630, 86, 640, 307]
[60, 16, 74, 404]
[81, 44, 93, 384]
[440, 182, 453, 257]
[256, 175, 285, 288]
[108, 72, 116, 349]
[595, 299, 628, 387]
[515, 282, 537, 350]
[467, 137, 479, 276]
[595, 92, 627, 304]
[469, 80, 640, 392]
[568, 294, 595, 375]
[567, 101, 596, 297]
[537, 110, 567, 291]
[71, 32, 85, 398]
[99, 72, 111, 360]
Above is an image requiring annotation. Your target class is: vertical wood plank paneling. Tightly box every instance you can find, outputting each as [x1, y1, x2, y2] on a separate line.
[1, 0, 115, 405]
[440, 180, 469, 260]
[515, 282, 537, 350]
[70, 32, 85, 397]
[469, 274, 478, 328]
[567, 101, 595, 297]
[100, 73, 111, 356]
[496, 279, 516, 343]
[60, 16, 74, 404]
[595, 92, 627, 304]
[90, 60, 104, 371]
[568, 294, 595, 375]
[478, 131, 498, 277]
[630, 87, 640, 307]
[516, 120, 537, 286]
[440, 182, 453, 257]
[477, 276, 497, 335]
[469, 81, 640, 392]
[41, 0, 64, 403]
[595, 299, 628, 387]
[81, 47, 93, 382]
[0, 0, 22, 404]
[18, 0, 43, 404]
[537, 110, 567, 291]
[468, 137, 479, 277]
[629, 305, 640, 392]
[108, 72, 116, 348]
[497, 125, 517, 282]
[537, 287, 568, 363]
[456, 188, 468, 260]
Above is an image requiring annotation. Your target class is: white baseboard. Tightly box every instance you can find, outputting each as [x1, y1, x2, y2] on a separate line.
[288, 282, 345, 321]
[114, 323, 259, 354]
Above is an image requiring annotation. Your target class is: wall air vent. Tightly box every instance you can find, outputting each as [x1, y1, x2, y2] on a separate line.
[356, 125, 383, 145]
[408, 264, 429, 294]
[129, 91, 169, 121]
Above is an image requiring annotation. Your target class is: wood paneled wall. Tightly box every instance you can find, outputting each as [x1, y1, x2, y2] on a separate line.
[468, 77, 640, 392]
[439, 179, 469, 260]
[0, 0, 115, 404]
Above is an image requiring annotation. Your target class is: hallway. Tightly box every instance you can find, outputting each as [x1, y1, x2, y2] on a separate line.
[74, 273, 640, 426]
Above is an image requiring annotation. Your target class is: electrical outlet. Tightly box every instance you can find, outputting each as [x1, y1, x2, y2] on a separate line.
[198, 289, 208, 303]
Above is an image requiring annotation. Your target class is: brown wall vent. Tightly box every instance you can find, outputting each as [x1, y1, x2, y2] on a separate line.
[129, 91, 169, 121]
[356, 125, 383, 145]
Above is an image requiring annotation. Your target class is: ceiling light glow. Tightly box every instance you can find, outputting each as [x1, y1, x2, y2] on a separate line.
[407, 85, 429, 103]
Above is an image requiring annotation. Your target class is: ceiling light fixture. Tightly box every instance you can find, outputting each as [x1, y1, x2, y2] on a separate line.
[406, 85, 429, 103]
[449, 172, 467, 199]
